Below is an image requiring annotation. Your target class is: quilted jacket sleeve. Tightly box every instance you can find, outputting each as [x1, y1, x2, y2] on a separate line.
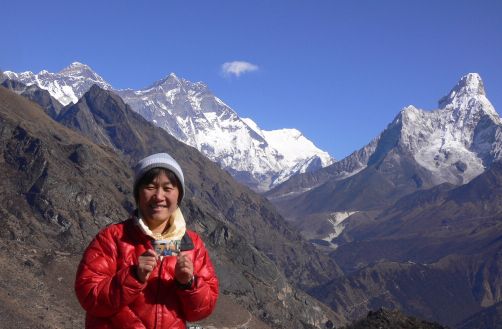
[75, 225, 146, 318]
[175, 232, 219, 322]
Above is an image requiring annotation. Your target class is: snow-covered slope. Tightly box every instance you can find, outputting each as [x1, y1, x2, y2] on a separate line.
[242, 118, 334, 185]
[347, 73, 502, 186]
[4, 62, 334, 191]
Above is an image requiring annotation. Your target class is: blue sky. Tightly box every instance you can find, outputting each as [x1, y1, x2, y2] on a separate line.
[2, 0, 501, 159]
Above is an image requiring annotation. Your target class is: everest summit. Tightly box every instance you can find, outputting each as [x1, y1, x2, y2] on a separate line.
[3, 63, 334, 191]
[4, 62, 112, 106]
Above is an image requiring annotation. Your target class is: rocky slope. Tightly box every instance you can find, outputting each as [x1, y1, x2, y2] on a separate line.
[1, 78, 63, 118]
[342, 308, 449, 329]
[457, 301, 502, 329]
[309, 161, 502, 327]
[0, 85, 341, 328]
[0, 86, 130, 328]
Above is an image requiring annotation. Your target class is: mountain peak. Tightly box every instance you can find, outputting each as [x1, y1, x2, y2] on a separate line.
[69, 61, 87, 68]
[147, 73, 182, 89]
[439, 73, 486, 109]
[88, 83, 107, 94]
[457, 73, 485, 95]
[147, 73, 209, 94]
[86, 84, 125, 107]
[60, 62, 92, 73]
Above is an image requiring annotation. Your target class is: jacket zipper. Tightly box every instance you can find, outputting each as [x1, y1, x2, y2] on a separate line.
[154, 256, 165, 329]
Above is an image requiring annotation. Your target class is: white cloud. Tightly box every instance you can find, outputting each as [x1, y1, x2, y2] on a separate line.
[221, 61, 259, 77]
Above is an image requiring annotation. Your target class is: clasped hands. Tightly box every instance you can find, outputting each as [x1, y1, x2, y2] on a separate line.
[137, 249, 193, 284]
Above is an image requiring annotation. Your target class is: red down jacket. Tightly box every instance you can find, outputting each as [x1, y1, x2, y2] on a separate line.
[75, 218, 219, 328]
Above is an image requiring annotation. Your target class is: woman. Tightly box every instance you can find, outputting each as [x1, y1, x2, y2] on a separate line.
[75, 153, 219, 328]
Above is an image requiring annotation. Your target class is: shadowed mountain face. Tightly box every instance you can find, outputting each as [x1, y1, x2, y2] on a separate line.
[309, 162, 502, 327]
[343, 308, 449, 329]
[0, 85, 341, 328]
[1, 78, 63, 118]
[333, 161, 502, 269]
[0, 86, 132, 328]
[457, 301, 502, 329]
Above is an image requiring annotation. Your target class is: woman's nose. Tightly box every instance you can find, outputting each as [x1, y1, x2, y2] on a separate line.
[153, 188, 163, 199]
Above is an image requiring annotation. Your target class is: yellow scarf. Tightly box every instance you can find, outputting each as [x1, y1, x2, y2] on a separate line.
[136, 207, 186, 240]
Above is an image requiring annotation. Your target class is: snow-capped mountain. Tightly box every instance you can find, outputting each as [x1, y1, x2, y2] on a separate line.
[270, 73, 502, 246]
[390, 72, 502, 185]
[4, 62, 112, 106]
[269, 72, 502, 201]
[4, 62, 334, 191]
[117, 74, 333, 191]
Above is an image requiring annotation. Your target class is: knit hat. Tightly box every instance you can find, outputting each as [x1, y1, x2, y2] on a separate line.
[133, 153, 185, 203]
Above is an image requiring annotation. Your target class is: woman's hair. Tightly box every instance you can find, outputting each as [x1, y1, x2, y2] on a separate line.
[133, 167, 182, 205]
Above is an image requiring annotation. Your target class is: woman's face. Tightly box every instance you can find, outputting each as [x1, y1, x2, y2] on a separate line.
[138, 172, 180, 227]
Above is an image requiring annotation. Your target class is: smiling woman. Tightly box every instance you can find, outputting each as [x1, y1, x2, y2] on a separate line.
[133, 156, 184, 236]
[74, 152, 219, 329]
[136, 168, 180, 231]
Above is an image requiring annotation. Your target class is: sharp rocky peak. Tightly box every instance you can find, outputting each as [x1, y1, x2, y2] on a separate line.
[396, 73, 491, 128]
[458, 73, 485, 94]
[438, 73, 486, 109]
[86, 84, 124, 103]
[88, 83, 110, 95]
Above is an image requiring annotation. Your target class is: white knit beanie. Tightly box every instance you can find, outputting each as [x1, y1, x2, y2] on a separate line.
[133, 153, 185, 202]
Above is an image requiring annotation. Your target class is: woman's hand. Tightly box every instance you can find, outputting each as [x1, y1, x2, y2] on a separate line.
[175, 252, 194, 285]
[137, 249, 158, 283]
